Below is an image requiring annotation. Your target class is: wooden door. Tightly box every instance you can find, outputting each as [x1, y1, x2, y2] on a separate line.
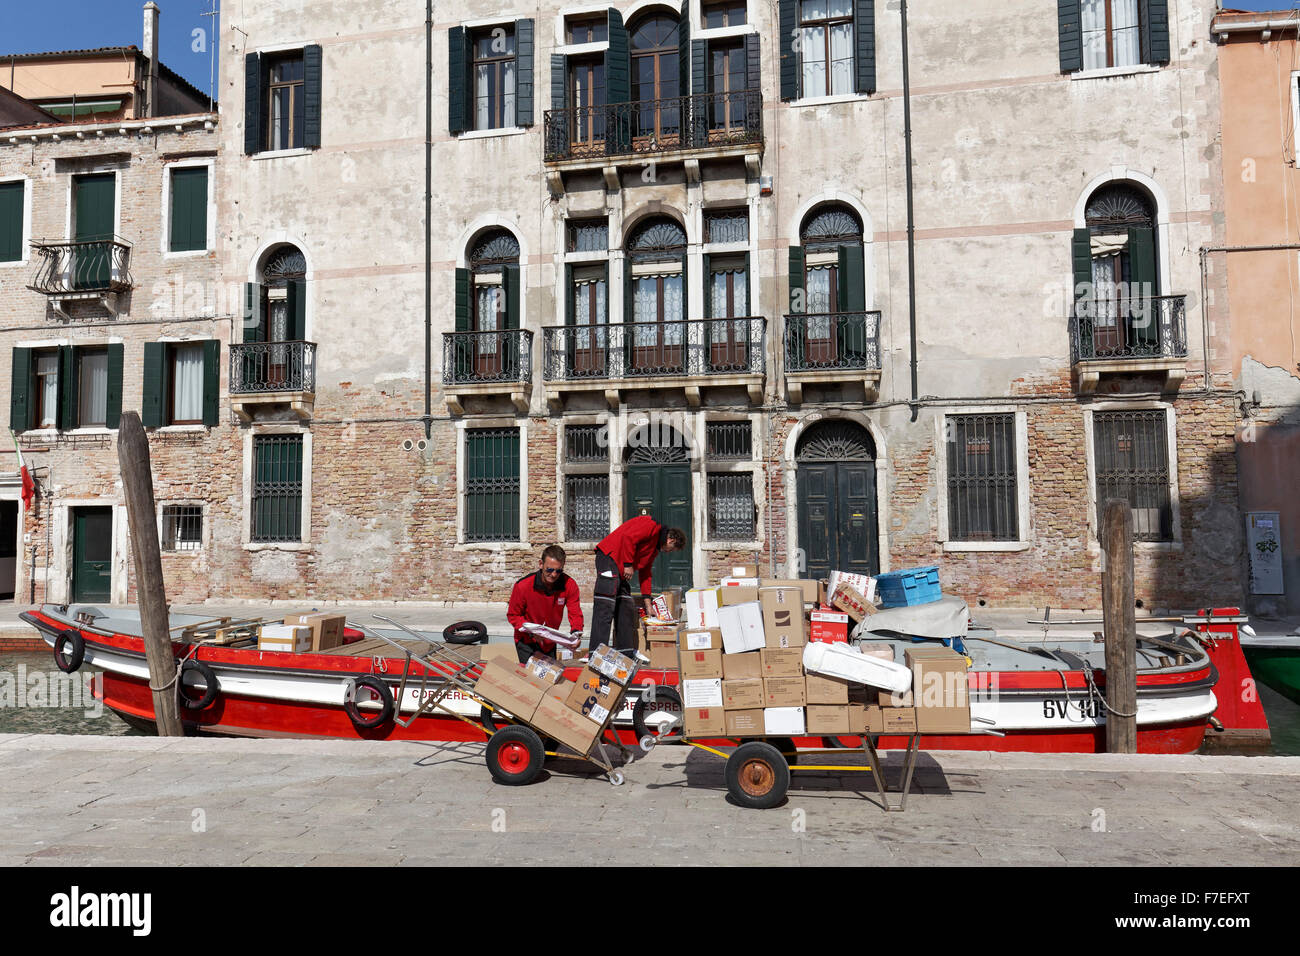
[73, 173, 115, 290]
[796, 461, 877, 579]
[625, 463, 692, 590]
[72, 506, 113, 604]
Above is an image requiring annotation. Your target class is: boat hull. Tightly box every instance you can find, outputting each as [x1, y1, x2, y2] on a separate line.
[1242, 645, 1300, 706]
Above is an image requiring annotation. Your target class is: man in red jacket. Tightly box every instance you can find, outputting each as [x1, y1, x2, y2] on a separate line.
[589, 516, 686, 653]
[507, 545, 585, 664]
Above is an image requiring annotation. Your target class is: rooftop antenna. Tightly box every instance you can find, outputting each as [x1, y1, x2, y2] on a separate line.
[200, 0, 219, 111]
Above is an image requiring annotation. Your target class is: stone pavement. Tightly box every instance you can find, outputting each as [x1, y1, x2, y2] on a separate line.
[1, 733, 1297, 866]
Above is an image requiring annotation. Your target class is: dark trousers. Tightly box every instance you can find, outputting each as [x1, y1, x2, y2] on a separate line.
[589, 549, 639, 654]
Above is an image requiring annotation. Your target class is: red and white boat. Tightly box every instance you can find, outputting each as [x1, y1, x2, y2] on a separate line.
[19, 602, 1265, 754]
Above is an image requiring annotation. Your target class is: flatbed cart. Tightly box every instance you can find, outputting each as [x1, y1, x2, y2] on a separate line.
[348, 616, 639, 787]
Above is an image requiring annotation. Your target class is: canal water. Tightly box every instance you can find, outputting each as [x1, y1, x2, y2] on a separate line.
[2, 648, 1298, 752]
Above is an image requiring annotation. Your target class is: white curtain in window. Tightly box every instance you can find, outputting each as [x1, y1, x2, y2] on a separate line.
[1091, 253, 1120, 328]
[79, 352, 107, 427]
[477, 285, 500, 353]
[573, 279, 607, 349]
[801, 27, 826, 96]
[830, 23, 854, 95]
[503, 62, 516, 124]
[173, 344, 204, 422]
[806, 265, 833, 323]
[1111, 0, 1140, 68]
[1080, 0, 1107, 70]
[475, 65, 491, 128]
[633, 277, 657, 345]
[37, 355, 58, 428]
[710, 270, 747, 318]
[662, 274, 683, 344]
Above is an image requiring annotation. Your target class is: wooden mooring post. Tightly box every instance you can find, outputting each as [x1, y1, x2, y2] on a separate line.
[1100, 498, 1137, 753]
[117, 411, 183, 736]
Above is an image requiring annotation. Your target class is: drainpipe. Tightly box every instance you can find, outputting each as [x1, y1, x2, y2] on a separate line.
[424, 0, 433, 439]
[901, 0, 919, 421]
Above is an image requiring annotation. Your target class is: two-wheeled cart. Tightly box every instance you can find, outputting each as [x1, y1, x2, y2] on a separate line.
[349, 616, 638, 786]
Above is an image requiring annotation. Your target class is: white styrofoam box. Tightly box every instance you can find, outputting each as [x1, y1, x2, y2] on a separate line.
[682, 678, 723, 708]
[802, 641, 911, 692]
[685, 587, 721, 629]
[828, 571, 876, 604]
[763, 706, 806, 736]
[718, 601, 765, 655]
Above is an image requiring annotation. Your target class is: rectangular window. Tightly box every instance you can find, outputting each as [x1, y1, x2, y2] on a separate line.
[251, 434, 304, 543]
[566, 474, 610, 540]
[946, 414, 1018, 542]
[473, 27, 517, 130]
[77, 348, 108, 428]
[168, 166, 209, 253]
[707, 421, 752, 460]
[566, 423, 608, 462]
[708, 473, 755, 539]
[799, 0, 854, 97]
[704, 0, 748, 28]
[168, 343, 206, 425]
[33, 351, 59, 429]
[705, 209, 749, 244]
[266, 53, 306, 151]
[162, 505, 203, 552]
[567, 218, 609, 252]
[1081, 0, 1140, 70]
[1093, 409, 1172, 542]
[0, 180, 23, 262]
[568, 16, 608, 44]
[465, 427, 520, 541]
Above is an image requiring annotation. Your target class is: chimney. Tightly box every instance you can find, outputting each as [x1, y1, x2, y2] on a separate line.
[143, 2, 160, 118]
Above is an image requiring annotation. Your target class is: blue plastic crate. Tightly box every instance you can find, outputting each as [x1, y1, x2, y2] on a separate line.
[874, 566, 942, 608]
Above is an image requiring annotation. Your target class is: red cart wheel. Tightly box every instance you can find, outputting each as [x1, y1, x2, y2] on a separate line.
[486, 725, 544, 786]
[725, 741, 790, 810]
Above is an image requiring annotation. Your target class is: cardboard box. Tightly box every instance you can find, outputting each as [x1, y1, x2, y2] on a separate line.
[679, 648, 724, 680]
[830, 582, 876, 623]
[589, 644, 637, 685]
[717, 601, 765, 654]
[531, 693, 602, 754]
[764, 706, 806, 736]
[882, 707, 917, 734]
[478, 643, 518, 666]
[906, 646, 971, 733]
[643, 622, 682, 644]
[684, 706, 726, 736]
[723, 651, 762, 681]
[848, 702, 868, 733]
[731, 564, 759, 578]
[682, 678, 724, 708]
[524, 652, 565, 685]
[685, 587, 721, 629]
[760, 647, 803, 678]
[258, 624, 312, 653]
[879, 688, 914, 707]
[718, 585, 760, 606]
[474, 660, 552, 720]
[725, 708, 765, 736]
[806, 705, 851, 735]
[681, 627, 722, 651]
[647, 641, 678, 670]
[864, 705, 884, 734]
[805, 672, 851, 705]
[282, 612, 346, 652]
[759, 586, 806, 648]
[764, 677, 806, 707]
[828, 570, 875, 604]
[651, 592, 680, 621]
[809, 609, 850, 644]
[760, 579, 822, 606]
[564, 667, 622, 723]
[722, 679, 764, 709]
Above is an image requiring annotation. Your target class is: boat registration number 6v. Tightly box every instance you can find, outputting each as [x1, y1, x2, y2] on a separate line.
[1041, 698, 1104, 720]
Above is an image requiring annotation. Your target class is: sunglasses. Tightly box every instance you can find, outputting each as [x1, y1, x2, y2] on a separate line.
[541, 566, 563, 575]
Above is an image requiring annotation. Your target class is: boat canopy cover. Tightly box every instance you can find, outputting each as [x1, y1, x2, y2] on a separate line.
[853, 595, 970, 641]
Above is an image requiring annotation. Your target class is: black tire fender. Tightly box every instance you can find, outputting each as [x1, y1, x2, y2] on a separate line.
[343, 675, 395, 730]
[179, 659, 220, 711]
[53, 629, 86, 673]
[443, 621, 488, 645]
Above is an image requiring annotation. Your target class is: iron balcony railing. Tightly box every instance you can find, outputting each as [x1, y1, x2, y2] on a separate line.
[543, 317, 766, 381]
[1069, 295, 1188, 363]
[27, 238, 133, 295]
[442, 329, 533, 386]
[784, 311, 882, 372]
[544, 89, 763, 162]
[229, 341, 316, 394]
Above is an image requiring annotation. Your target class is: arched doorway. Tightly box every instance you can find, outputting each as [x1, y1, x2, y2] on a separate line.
[795, 420, 878, 579]
[625, 423, 692, 589]
[1075, 182, 1159, 357]
[245, 244, 307, 387]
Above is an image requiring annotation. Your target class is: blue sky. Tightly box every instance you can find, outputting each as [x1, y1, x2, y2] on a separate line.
[2, 0, 219, 100]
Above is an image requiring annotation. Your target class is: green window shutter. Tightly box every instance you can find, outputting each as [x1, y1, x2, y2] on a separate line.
[515, 19, 534, 126]
[1057, 0, 1082, 74]
[141, 342, 165, 428]
[58, 346, 76, 431]
[202, 340, 220, 427]
[565, 263, 575, 324]
[504, 264, 520, 330]
[551, 53, 567, 111]
[788, 246, 805, 313]
[854, 0, 875, 95]
[742, 251, 751, 316]
[1128, 226, 1158, 348]
[679, 1, 692, 97]
[448, 27, 469, 134]
[1071, 228, 1092, 301]
[606, 9, 630, 152]
[455, 268, 471, 332]
[1140, 0, 1170, 66]
[303, 44, 323, 148]
[779, 0, 797, 100]
[745, 34, 761, 94]
[169, 166, 208, 252]
[680, 252, 689, 321]
[0, 181, 23, 262]
[838, 244, 866, 311]
[105, 343, 123, 430]
[243, 282, 265, 342]
[702, 253, 713, 317]
[286, 278, 306, 340]
[10, 348, 31, 432]
[244, 53, 264, 154]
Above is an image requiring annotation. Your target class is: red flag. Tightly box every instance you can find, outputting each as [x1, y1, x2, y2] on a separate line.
[20, 465, 35, 509]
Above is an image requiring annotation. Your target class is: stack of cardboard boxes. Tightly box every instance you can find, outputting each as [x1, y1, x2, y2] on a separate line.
[257, 612, 347, 653]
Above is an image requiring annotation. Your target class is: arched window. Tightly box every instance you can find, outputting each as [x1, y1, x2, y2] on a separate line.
[626, 216, 687, 373]
[456, 228, 521, 378]
[251, 244, 306, 345]
[789, 204, 866, 366]
[1073, 182, 1158, 356]
[629, 12, 682, 145]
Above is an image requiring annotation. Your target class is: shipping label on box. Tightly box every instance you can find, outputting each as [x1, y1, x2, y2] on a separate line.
[679, 648, 723, 680]
[524, 652, 566, 684]
[722, 679, 764, 710]
[806, 705, 852, 735]
[809, 609, 849, 644]
[725, 708, 765, 736]
[882, 707, 917, 733]
[590, 644, 636, 685]
[682, 678, 724, 708]
[731, 564, 759, 578]
[763, 706, 806, 736]
[681, 627, 722, 651]
[685, 588, 721, 629]
[722, 651, 762, 681]
[805, 672, 850, 705]
[763, 677, 806, 707]
[718, 601, 765, 654]
[759, 586, 807, 648]
[685, 706, 726, 736]
[647, 641, 678, 670]
[760, 647, 803, 678]
[564, 667, 622, 720]
[532, 693, 602, 754]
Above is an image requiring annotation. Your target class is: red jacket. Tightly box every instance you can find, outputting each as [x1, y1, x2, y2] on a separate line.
[598, 516, 666, 597]
[507, 570, 584, 652]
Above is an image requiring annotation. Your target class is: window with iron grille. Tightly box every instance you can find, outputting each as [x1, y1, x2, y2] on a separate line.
[465, 427, 520, 542]
[566, 474, 609, 540]
[567, 219, 608, 253]
[707, 421, 752, 460]
[251, 435, 303, 543]
[1093, 409, 1172, 542]
[704, 209, 748, 244]
[708, 473, 754, 540]
[946, 414, 1018, 542]
[162, 505, 203, 552]
[565, 423, 608, 462]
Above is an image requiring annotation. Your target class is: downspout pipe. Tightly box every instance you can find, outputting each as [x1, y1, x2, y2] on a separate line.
[901, 0, 919, 421]
[424, 0, 434, 439]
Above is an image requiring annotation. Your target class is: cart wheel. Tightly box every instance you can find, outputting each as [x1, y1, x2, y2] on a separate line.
[608, 770, 625, 787]
[725, 741, 790, 810]
[486, 726, 544, 786]
[632, 684, 683, 744]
